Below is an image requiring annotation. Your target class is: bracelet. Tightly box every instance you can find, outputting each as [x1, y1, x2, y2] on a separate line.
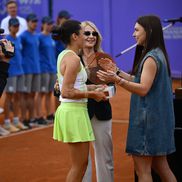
[115, 76, 121, 84]
[95, 85, 99, 90]
[117, 78, 125, 86]
[84, 92, 88, 98]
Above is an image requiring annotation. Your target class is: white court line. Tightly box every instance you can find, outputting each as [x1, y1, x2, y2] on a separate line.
[0, 120, 128, 139]
[113, 120, 129, 124]
[0, 124, 53, 140]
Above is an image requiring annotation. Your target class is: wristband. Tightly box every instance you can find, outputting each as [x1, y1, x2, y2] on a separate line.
[116, 69, 121, 76]
[115, 77, 121, 84]
[118, 78, 124, 86]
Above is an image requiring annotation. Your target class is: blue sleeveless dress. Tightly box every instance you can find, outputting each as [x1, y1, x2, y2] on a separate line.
[126, 48, 175, 156]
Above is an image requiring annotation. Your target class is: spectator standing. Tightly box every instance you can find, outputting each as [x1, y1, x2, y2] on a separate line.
[20, 13, 41, 128]
[3, 18, 28, 133]
[55, 10, 72, 59]
[36, 16, 56, 123]
[0, 0, 27, 36]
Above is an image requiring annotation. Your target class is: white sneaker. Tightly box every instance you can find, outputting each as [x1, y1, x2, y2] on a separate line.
[0, 126, 10, 136]
[3, 123, 20, 133]
[14, 122, 29, 130]
[0, 107, 4, 114]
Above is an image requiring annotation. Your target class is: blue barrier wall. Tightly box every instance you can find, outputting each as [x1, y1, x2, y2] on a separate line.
[1, 0, 181, 76]
[52, 0, 182, 76]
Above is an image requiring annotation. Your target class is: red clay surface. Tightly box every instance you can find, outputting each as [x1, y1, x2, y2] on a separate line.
[0, 81, 180, 182]
[0, 123, 134, 182]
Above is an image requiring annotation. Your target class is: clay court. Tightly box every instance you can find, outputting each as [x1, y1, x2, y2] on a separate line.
[0, 81, 180, 182]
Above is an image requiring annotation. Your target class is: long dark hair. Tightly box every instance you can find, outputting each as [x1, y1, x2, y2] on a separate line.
[131, 15, 171, 76]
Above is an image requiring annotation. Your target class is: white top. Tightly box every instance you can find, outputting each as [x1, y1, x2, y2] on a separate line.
[57, 50, 88, 103]
[0, 15, 27, 36]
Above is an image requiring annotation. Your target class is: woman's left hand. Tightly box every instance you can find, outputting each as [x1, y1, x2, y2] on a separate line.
[97, 70, 119, 83]
[98, 58, 117, 72]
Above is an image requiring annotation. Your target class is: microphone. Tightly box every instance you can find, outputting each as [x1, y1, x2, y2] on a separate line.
[0, 28, 4, 34]
[163, 17, 182, 23]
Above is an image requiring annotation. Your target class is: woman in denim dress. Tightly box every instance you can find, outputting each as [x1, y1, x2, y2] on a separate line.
[97, 15, 176, 182]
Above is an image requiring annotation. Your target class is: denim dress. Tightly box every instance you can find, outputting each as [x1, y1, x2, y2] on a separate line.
[126, 48, 176, 156]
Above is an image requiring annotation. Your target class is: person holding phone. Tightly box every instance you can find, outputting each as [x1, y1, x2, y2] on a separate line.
[0, 38, 14, 136]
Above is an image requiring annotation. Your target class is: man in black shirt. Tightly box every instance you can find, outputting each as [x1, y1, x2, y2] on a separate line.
[0, 39, 14, 97]
[0, 60, 9, 97]
[0, 39, 15, 136]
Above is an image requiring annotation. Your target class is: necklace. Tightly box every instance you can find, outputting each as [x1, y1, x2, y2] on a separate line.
[83, 52, 97, 69]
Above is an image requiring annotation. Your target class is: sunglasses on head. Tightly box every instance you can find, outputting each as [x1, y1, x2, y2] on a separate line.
[84, 31, 98, 37]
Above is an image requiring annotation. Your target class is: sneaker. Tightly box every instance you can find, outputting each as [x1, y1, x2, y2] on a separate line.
[23, 120, 32, 129]
[0, 126, 10, 136]
[46, 114, 54, 124]
[29, 119, 39, 128]
[47, 114, 54, 120]
[36, 117, 48, 125]
[3, 123, 20, 133]
[14, 122, 29, 130]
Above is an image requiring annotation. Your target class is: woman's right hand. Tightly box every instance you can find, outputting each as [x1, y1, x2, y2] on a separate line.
[92, 91, 107, 102]
[97, 70, 119, 83]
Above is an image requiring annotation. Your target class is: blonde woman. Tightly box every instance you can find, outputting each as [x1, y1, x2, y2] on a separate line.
[81, 21, 114, 182]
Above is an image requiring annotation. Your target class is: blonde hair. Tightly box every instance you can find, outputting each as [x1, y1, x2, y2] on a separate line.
[81, 21, 103, 52]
